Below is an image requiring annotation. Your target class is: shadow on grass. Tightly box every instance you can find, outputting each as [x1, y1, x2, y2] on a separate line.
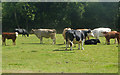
[56, 44, 64, 45]
[53, 49, 68, 51]
[21, 43, 49, 45]
[31, 50, 38, 52]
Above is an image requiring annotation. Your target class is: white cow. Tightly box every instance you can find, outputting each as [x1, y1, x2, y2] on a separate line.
[31, 29, 56, 44]
[92, 28, 111, 39]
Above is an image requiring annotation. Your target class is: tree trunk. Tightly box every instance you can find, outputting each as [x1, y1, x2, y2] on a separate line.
[14, 11, 20, 29]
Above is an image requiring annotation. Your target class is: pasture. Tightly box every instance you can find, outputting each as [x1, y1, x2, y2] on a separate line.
[2, 34, 118, 73]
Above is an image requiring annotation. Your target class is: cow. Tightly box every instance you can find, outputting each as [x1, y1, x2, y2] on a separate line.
[92, 28, 111, 39]
[76, 29, 94, 40]
[62, 28, 94, 44]
[15, 29, 29, 37]
[62, 28, 72, 44]
[2, 32, 18, 45]
[102, 31, 119, 45]
[31, 29, 56, 44]
[85, 39, 100, 45]
[65, 29, 93, 50]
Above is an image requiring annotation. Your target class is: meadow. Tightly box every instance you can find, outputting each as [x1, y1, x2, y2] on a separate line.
[2, 34, 118, 73]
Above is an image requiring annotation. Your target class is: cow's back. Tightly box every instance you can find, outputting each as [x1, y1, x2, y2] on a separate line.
[2, 33, 16, 39]
[105, 31, 117, 38]
[92, 28, 111, 38]
[33, 29, 56, 38]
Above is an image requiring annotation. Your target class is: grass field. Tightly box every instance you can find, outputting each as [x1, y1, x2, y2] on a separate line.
[2, 34, 118, 73]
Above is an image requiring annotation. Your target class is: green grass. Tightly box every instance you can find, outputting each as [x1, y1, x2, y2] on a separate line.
[2, 34, 118, 73]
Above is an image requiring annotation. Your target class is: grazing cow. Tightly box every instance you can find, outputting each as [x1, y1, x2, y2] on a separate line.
[76, 29, 94, 40]
[31, 29, 56, 44]
[102, 31, 119, 45]
[92, 28, 111, 39]
[2, 32, 18, 45]
[65, 29, 93, 50]
[62, 28, 72, 44]
[85, 39, 100, 45]
[15, 29, 29, 37]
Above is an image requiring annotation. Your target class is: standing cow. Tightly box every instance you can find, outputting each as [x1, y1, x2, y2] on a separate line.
[31, 29, 56, 44]
[2, 32, 18, 45]
[65, 29, 93, 50]
[92, 28, 111, 39]
[102, 31, 119, 45]
[76, 29, 94, 40]
[15, 29, 29, 37]
[62, 28, 72, 44]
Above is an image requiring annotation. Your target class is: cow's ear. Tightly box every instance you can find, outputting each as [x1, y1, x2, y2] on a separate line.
[88, 29, 91, 33]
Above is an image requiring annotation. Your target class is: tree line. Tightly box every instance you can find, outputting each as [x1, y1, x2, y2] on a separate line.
[2, 2, 119, 33]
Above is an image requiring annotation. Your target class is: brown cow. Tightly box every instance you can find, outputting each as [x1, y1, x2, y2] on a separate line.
[102, 31, 119, 45]
[2, 32, 18, 45]
[62, 28, 71, 44]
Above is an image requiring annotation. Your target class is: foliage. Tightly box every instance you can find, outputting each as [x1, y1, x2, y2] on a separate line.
[2, 2, 119, 33]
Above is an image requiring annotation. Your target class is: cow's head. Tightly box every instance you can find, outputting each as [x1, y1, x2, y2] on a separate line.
[15, 32, 18, 37]
[30, 29, 35, 34]
[87, 29, 94, 37]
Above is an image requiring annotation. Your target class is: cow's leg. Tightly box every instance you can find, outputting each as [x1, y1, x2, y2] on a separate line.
[53, 38, 56, 44]
[107, 39, 110, 45]
[70, 41, 73, 50]
[12, 39, 16, 45]
[66, 41, 69, 50]
[87, 36, 90, 40]
[78, 43, 80, 50]
[117, 38, 120, 44]
[2, 38, 6, 45]
[114, 38, 117, 44]
[40, 37, 43, 44]
[74, 44, 76, 47]
[81, 39, 85, 50]
[64, 40, 66, 44]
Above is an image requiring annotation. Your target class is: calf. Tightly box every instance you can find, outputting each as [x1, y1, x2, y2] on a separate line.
[102, 31, 118, 45]
[31, 29, 56, 44]
[85, 39, 100, 45]
[2, 32, 18, 45]
[65, 29, 93, 50]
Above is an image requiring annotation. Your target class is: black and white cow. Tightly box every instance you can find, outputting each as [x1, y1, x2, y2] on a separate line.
[15, 29, 29, 37]
[85, 39, 100, 45]
[65, 29, 94, 50]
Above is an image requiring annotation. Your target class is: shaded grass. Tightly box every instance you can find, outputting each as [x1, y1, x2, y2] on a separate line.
[2, 34, 118, 73]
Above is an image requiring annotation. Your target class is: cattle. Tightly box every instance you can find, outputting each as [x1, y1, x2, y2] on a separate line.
[62, 28, 94, 44]
[76, 29, 94, 40]
[65, 29, 93, 50]
[31, 29, 56, 44]
[92, 28, 111, 39]
[15, 29, 29, 37]
[85, 39, 100, 45]
[62, 28, 72, 44]
[2, 32, 18, 45]
[102, 31, 119, 45]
